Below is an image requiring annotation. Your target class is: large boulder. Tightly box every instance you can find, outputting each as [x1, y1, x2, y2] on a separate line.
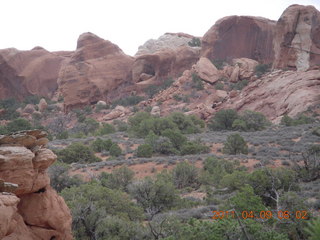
[273, 4, 320, 71]
[193, 57, 220, 84]
[0, 130, 73, 240]
[0, 47, 71, 100]
[201, 16, 275, 64]
[58, 32, 134, 111]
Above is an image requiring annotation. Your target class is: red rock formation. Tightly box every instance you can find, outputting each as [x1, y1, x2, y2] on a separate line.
[58, 32, 134, 111]
[201, 16, 275, 64]
[0, 48, 71, 100]
[273, 4, 320, 71]
[0, 130, 73, 240]
[219, 70, 320, 122]
[132, 46, 199, 83]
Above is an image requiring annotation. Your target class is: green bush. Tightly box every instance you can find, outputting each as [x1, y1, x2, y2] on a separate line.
[113, 120, 129, 132]
[96, 122, 115, 135]
[162, 129, 187, 150]
[169, 112, 204, 134]
[56, 142, 100, 164]
[230, 79, 248, 90]
[191, 73, 204, 90]
[110, 143, 122, 157]
[0, 98, 20, 120]
[240, 110, 269, 131]
[209, 109, 239, 130]
[82, 118, 100, 135]
[254, 63, 271, 77]
[6, 118, 32, 133]
[144, 78, 173, 98]
[188, 37, 201, 47]
[56, 130, 69, 140]
[223, 134, 248, 155]
[136, 144, 153, 158]
[281, 114, 315, 126]
[180, 141, 210, 155]
[211, 59, 225, 70]
[173, 161, 199, 189]
[154, 137, 179, 155]
[100, 166, 134, 191]
[90, 138, 113, 152]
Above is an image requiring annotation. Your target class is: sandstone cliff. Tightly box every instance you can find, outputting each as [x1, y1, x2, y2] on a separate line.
[58, 32, 134, 111]
[273, 4, 320, 71]
[0, 47, 71, 100]
[201, 16, 275, 64]
[0, 130, 73, 240]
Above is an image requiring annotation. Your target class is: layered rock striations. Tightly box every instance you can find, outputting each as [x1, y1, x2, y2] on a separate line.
[58, 32, 134, 111]
[0, 47, 71, 100]
[273, 4, 320, 71]
[0, 130, 73, 240]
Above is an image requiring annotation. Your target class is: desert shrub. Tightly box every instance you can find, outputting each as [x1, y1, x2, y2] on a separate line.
[215, 81, 224, 90]
[128, 176, 178, 217]
[0, 98, 20, 120]
[6, 118, 32, 133]
[254, 63, 271, 77]
[240, 110, 269, 131]
[220, 171, 250, 191]
[113, 120, 129, 132]
[144, 78, 173, 98]
[180, 141, 210, 155]
[154, 137, 179, 155]
[230, 79, 248, 90]
[232, 119, 248, 131]
[48, 161, 82, 192]
[145, 131, 159, 150]
[208, 109, 239, 130]
[61, 182, 144, 240]
[96, 122, 115, 135]
[281, 114, 315, 126]
[162, 129, 187, 150]
[191, 73, 204, 90]
[91, 138, 113, 152]
[188, 37, 201, 47]
[173, 161, 199, 189]
[169, 112, 204, 134]
[312, 127, 320, 137]
[211, 59, 225, 70]
[56, 142, 100, 164]
[305, 218, 320, 240]
[223, 134, 248, 155]
[109, 143, 122, 157]
[77, 118, 100, 135]
[100, 166, 134, 191]
[56, 130, 69, 140]
[136, 144, 153, 158]
[112, 95, 144, 107]
[23, 95, 42, 105]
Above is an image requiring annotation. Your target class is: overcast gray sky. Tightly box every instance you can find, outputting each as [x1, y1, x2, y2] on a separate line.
[1, 0, 319, 56]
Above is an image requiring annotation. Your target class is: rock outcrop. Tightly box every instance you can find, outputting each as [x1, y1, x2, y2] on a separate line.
[0, 47, 71, 100]
[0, 130, 73, 240]
[135, 32, 196, 56]
[132, 46, 200, 83]
[273, 4, 320, 71]
[58, 32, 134, 111]
[201, 16, 275, 64]
[219, 70, 320, 122]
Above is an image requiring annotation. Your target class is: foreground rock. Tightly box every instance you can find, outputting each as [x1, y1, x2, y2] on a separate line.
[58, 32, 134, 111]
[273, 4, 320, 71]
[0, 130, 73, 240]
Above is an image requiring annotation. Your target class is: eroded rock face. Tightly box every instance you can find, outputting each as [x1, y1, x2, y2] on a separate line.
[132, 46, 200, 83]
[273, 4, 320, 71]
[58, 32, 134, 111]
[0, 130, 73, 240]
[135, 32, 196, 56]
[220, 70, 320, 122]
[201, 16, 275, 63]
[0, 47, 71, 100]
